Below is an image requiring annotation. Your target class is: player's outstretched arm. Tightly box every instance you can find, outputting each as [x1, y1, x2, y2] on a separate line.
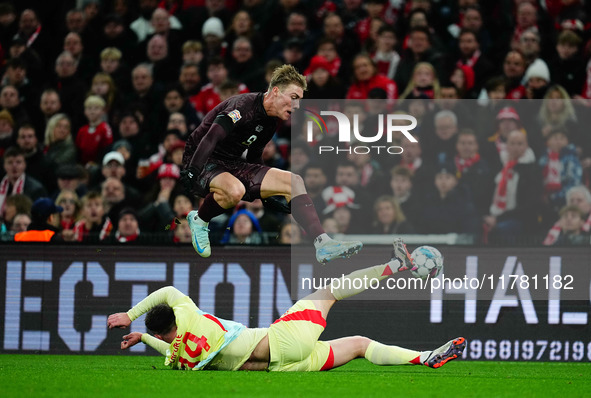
[121, 332, 142, 350]
[107, 312, 131, 329]
[126, 286, 186, 322]
[119, 332, 170, 357]
[120, 332, 169, 356]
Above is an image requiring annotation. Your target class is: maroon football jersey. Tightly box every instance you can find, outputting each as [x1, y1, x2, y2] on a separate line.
[186, 92, 277, 164]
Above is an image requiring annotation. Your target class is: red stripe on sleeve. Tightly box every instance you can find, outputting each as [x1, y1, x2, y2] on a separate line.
[204, 314, 228, 332]
[272, 309, 327, 328]
[320, 346, 335, 371]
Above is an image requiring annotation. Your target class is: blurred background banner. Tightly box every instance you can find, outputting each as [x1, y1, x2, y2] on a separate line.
[1, 244, 589, 361]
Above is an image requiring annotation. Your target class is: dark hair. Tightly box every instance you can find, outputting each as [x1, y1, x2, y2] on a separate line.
[145, 303, 176, 334]
[316, 37, 337, 51]
[287, 10, 307, 22]
[390, 165, 413, 179]
[18, 123, 36, 133]
[180, 63, 199, 74]
[546, 126, 569, 140]
[484, 76, 506, 92]
[290, 140, 312, 157]
[164, 83, 187, 99]
[219, 80, 239, 92]
[303, 161, 326, 175]
[464, 5, 482, 15]
[164, 129, 183, 140]
[208, 56, 226, 68]
[377, 24, 396, 37]
[4, 146, 25, 159]
[559, 204, 583, 218]
[336, 160, 357, 170]
[5, 193, 33, 214]
[7, 57, 27, 70]
[408, 8, 428, 24]
[458, 28, 478, 41]
[409, 26, 431, 42]
[440, 85, 459, 95]
[457, 128, 477, 138]
[0, 3, 15, 15]
[557, 29, 582, 47]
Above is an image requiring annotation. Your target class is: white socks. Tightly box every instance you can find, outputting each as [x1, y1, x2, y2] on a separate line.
[365, 341, 426, 365]
[313, 233, 331, 248]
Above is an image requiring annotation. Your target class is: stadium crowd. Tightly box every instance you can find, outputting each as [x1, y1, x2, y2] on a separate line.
[1, 0, 591, 246]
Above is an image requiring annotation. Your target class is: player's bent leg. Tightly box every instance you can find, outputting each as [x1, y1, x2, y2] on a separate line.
[209, 172, 247, 208]
[267, 300, 328, 371]
[259, 168, 299, 200]
[302, 289, 337, 320]
[188, 172, 246, 257]
[327, 245, 413, 301]
[325, 336, 372, 369]
[303, 247, 415, 319]
[261, 168, 363, 264]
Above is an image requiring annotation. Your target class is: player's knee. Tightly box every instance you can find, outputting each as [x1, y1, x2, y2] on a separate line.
[291, 173, 304, 189]
[290, 173, 306, 196]
[351, 336, 372, 356]
[225, 184, 246, 204]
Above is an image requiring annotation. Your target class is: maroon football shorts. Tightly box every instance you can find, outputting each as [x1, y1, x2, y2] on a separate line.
[193, 158, 271, 201]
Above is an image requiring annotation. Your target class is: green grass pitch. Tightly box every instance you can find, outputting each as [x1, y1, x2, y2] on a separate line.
[1, 354, 589, 398]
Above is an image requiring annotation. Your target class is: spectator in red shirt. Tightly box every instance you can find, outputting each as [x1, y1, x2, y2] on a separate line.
[75, 95, 113, 166]
[503, 50, 527, 100]
[189, 57, 248, 118]
[356, 0, 387, 45]
[346, 53, 397, 100]
[371, 25, 400, 81]
[314, 38, 343, 79]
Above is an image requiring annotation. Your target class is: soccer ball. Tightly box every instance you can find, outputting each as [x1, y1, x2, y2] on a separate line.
[410, 246, 443, 280]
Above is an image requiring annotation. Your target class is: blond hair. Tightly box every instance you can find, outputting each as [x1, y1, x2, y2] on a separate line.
[55, 189, 82, 224]
[538, 84, 577, 127]
[373, 195, 406, 224]
[267, 64, 307, 92]
[89, 72, 117, 109]
[100, 47, 122, 60]
[399, 62, 440, 101]
[44, 113, 71, 146]
[84, 95, 106, 109]
[182, 40, 203, 53]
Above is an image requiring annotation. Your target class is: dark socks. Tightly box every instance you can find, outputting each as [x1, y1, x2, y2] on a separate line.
[198, 193, 227, 222]
[290, 194, 325, 239]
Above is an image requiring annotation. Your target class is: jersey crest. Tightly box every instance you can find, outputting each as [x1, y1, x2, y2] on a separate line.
[228, 110, 242, 123]
[255, 125, 263, 132]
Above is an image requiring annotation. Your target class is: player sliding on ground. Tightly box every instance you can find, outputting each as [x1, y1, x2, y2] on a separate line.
[107, 239, 466, 371]
[179, 64, 362, 264]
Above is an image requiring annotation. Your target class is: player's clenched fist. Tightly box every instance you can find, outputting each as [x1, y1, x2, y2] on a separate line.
[121, 332, 142, 350]
[107, 312, 131, 329]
